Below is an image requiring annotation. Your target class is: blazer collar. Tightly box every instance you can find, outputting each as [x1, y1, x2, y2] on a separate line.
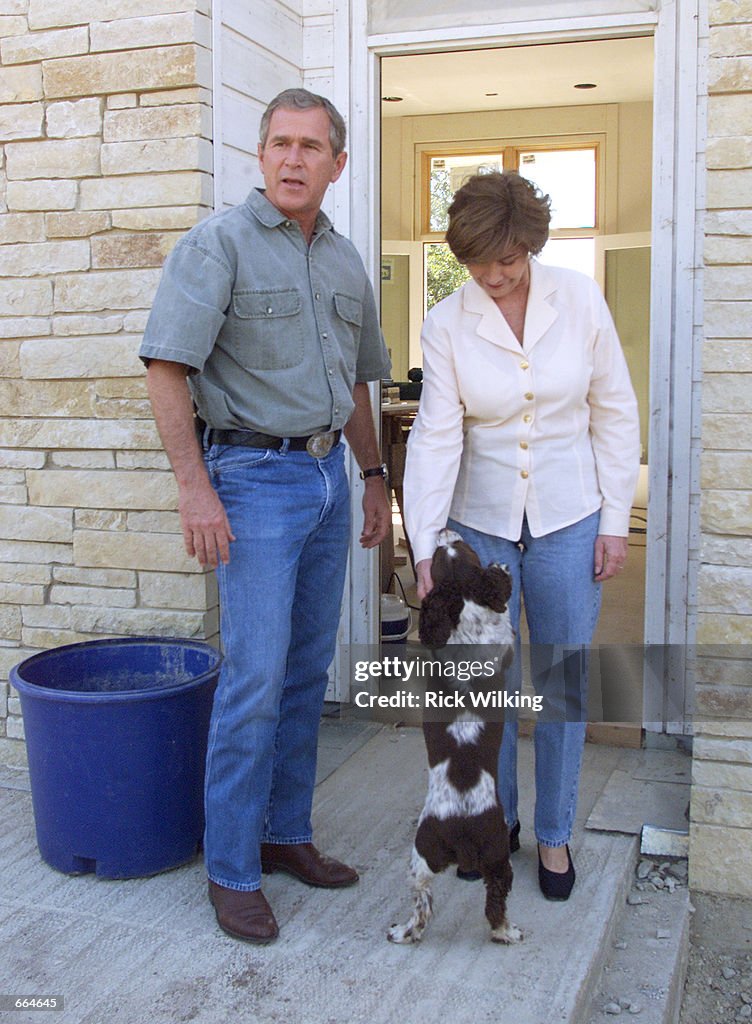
[461, 259, 559, 353]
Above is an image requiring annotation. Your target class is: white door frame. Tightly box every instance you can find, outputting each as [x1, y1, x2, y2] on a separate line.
[347, 0, 701, 731]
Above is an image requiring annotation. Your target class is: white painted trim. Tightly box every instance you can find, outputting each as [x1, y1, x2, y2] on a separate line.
[211, 0, 223, 212]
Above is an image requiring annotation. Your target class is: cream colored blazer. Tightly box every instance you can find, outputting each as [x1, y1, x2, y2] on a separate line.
[404, 260, 641, 564]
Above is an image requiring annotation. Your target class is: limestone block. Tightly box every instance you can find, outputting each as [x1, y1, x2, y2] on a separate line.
[103, 103, 209, 143]
[0, 102, 43, 141]
[0, 563, 50, 584]
[96, 379, 147, 398]
[20, 334, 144, 379]
[711, 0, 752, 25]
[46, 213, 111, 240]
[0, 540, 72, 565]
[74, 529, 196, 572]
[6, 179, 77, 210]
[0, 450, 44, 468]
[91, 12, 209, 52]
[705, 301, 752, 338]
[704, 268, 752, 303]
[138, 570, 209, 610]
[694, 654, 752, 689]
[0, 212, 45, 243]
[702, 412, 752, 450]
[706, 208, 752, 235]
[22, 605, 72, 629]
[698, 611, 752, 643]
[689, 823, 752, 897]
[0, 417, 161, 450]
[0, 484, 26, 503]
[701, 534, 752, 567]
[52, 313, 122, 335]
[707, 136, 752, 169]
[691, 786, 752, 828]
[0, 582, 45, 605]
[46, 98, 102, 139]
[53, 566, 135, 588]
[112, 206, 205, 231]
[122, 311, 149, 332]
[140, 86, 210, 107]
[6, 718, 24, 741]
[95, 398, 152, 419]
[707, 169, 752, 209]
[693, 754, 752, 790]
[709, 55, 752, 93]
[0, 380, 96, 418]
[28, 469, 178, 510]
[43, 45, 210, 100]
[1, 26, 88, 64]
[0, 240, 88, 278]
[101, 137, 212, 175]
[70, 605, 206, 638]
[6, 137, 100, 180]
[698, 564, 752, 615]
[28, 1, 200, 31]
[50, 450, 115, 469]
[116, 451, 170, 470]
[126, 511, 180, 532]
[54, 268, 161, 312]
[709, 94, 752, 137]
[91, 232, 180, 269]
[701, 450, 752, 489]
[0, 317, 48, 339]
[710, 25, 752, 56]
[80, 170, 212, 210]
[74, 510, 126, 531]
[0, 64, 42, 103]
[107, 94, 137, 109]
[0, 604, 21, 641]
[0, 16, 26, 37]
[695, 719, 752, 738]
[0, 505, 71, 543]
[22, 628, 92, 649]
[705, 236, 752, 263]
[695, 736, 752, 764]
[702, 489, 752, 536]
[0, 278, 51, 316]
[0, 340, 20, 377]
[702, 373, 752, 412]
[50, 584, 136, 608]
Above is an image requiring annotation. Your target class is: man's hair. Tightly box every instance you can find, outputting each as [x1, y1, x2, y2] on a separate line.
[445, 171, 552, 264]
[259, 88, 347, 157]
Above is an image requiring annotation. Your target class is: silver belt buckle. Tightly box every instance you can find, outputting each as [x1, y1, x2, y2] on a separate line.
[306, 432, 335, 459]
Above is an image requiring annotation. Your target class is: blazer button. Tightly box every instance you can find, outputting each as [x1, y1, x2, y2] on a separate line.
[524, 392, 534, 401]
[523, 414, 532, 423]
[521, 470, 529, 479]
[520, 441, 528, 450]
[521, 361, 529, 370]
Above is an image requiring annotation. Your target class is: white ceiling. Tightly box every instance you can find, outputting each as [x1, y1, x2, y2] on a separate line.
[380, 36, 654, 117]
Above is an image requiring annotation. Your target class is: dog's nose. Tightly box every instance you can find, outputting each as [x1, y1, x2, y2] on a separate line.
[437, 528, 463, 548]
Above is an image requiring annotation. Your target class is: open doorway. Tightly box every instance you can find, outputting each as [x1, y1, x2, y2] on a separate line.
[378, 37, 654, 738]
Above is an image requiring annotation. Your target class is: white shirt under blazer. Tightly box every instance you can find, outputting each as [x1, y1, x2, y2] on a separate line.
[404, 260, 641, 565]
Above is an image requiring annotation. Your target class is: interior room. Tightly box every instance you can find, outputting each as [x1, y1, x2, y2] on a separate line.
[378, 37, 653, 730]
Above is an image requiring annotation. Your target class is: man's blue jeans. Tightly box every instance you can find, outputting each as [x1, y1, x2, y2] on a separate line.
[447, 512, 602, 848]
[203, 441, 351, 891]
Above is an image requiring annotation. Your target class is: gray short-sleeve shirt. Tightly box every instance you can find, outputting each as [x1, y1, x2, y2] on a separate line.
[139, 189, 391, 435]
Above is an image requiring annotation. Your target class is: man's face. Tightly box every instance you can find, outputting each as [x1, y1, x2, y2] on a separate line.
[258, 106, 347, 227]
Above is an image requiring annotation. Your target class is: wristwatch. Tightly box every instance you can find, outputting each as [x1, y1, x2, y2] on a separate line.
[360, 463, 389, 482]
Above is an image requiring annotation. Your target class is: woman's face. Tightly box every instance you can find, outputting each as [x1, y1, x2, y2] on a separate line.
[465, 247, 530, 302]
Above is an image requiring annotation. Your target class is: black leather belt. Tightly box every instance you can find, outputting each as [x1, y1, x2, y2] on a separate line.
[207, 428, 341, 458]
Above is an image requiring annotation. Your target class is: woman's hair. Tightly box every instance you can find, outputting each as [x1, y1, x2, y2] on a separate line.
[259, 88, 347, 158]
[445, 171, 552, 263]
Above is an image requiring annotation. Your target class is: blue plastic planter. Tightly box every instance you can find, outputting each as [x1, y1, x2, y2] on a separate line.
[11, 637, 220, 879]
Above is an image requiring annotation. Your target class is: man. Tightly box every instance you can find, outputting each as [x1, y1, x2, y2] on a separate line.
[140, 89, 391, 943]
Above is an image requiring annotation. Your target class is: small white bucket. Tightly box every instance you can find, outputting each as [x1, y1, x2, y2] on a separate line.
[380, 593, 410, 644]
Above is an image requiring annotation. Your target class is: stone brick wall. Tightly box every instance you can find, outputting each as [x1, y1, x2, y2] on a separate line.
[691, 0, 752, 896]
[0, 0, 216, 741]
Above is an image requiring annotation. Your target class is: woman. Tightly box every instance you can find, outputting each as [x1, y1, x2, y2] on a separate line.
[404, 171, 640, 900]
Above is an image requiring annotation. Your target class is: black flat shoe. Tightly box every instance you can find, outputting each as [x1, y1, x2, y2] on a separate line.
[538, 844, 575, 901]
[457, 821, 521, 881]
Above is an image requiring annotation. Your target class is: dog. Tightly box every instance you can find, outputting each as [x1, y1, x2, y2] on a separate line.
[388, 528, 522, 945]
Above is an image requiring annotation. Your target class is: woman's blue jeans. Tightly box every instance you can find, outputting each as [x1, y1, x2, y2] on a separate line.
[447, 511, 602, 848]
[203, 441, 351, 891]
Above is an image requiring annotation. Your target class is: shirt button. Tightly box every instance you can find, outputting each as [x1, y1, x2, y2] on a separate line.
[521, 470, 529, 479]
[315, 292, 321, 300]
[523, 414, 532, 423]
[328, 369, 333, 376]
[284, 220, 292, 227]
[524, 392, 534, 401]
[266, 306, 273, 314]
[521, 361, 529, 370]
[520, 441, 528, 450]
[322, 332, 328, 339]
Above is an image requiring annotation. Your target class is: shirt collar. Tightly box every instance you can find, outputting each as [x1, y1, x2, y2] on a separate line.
[244, 188, 334, 236]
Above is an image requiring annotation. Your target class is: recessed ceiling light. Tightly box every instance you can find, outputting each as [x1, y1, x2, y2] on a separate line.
[574, 82, 597, 90]
[382, 95, 403, 102]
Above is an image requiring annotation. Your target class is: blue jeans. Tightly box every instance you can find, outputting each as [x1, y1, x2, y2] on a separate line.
[447, 512, 602, 847]
[204, 441, 351, 891]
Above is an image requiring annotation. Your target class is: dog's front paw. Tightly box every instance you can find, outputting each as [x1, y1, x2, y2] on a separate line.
[490, 921, 523, 944]
[387, 922, 421, 944]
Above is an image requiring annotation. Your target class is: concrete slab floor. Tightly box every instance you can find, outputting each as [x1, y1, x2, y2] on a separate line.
[0, 727, 650, 1024]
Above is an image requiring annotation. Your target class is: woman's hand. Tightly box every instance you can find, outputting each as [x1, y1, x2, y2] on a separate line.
[594, 535, 629, 582]
[416, 558, 434, 601]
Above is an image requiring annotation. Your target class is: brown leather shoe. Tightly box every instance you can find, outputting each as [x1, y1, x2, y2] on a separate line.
[208, 880, 279, 944]
[260, 842, 359, 888]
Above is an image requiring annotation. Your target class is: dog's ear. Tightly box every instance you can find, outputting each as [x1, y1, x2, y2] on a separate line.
[480, 565, 513, 612]
[419, 588, 463, 648]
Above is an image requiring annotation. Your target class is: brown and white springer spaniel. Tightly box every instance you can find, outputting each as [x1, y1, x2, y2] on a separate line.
[388, 529, 522, 945]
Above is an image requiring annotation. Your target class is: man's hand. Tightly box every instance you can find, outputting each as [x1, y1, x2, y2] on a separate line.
[359, 477, 391, 548]
[594, 534, 628, 582]
[415, 558, 434, 601]
[178, 479, 235, 568]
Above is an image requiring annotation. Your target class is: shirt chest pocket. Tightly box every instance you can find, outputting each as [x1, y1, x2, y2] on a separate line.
[333, 292, 362, 371]
[229, 288, 304, 371]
